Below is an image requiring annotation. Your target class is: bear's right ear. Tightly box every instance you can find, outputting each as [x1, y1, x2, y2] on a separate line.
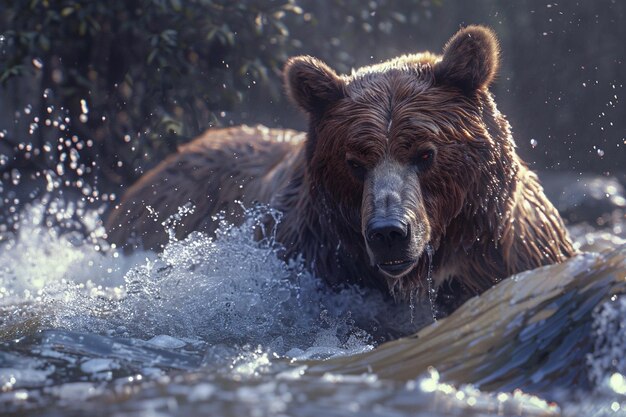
[284, 56, 346, 114]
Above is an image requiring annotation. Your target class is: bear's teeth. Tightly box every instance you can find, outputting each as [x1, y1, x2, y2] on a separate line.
[383, 260, 405, 265]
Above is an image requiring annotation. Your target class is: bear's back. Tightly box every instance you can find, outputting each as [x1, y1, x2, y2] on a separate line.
[105, 125, 305, 250]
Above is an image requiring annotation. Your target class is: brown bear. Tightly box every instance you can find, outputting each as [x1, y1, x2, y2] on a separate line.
[106, 26, 576, 313]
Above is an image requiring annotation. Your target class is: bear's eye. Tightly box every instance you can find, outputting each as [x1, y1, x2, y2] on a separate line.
[346, 158, 366, 181]
[414, 149, 436, 172]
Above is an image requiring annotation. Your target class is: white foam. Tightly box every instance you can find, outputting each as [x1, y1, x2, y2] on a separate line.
[0, 367, 52, 388]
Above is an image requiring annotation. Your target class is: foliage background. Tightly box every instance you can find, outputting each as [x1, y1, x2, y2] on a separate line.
[0, 0, 624, 203]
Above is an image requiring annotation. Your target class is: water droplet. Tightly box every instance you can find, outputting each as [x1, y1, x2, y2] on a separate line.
[11, 169, 21, 185]
[610, 373, 626, 394]
[530, 138, 538, 148]
[597, 148, 605, 157]
[69, 148, 79, 163]
[80, 99, 89, 114]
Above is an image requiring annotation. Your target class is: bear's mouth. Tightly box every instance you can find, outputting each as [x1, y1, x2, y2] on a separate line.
[377, 259, 416, 278]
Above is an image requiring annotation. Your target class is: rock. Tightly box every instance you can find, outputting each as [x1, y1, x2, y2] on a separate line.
[307, 245, 626, 396]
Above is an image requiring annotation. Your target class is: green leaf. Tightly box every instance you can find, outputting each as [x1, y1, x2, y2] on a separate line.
[147, 49, 158, 64]
[218, 25, 235, 46]
[206, 27, 218, 42]
[169, 0, 182, 11]
[38, 34, 50, 51]
[270, 19, 288, 37]
[0, 65, 25, 84]
[160, 29, 177, 46]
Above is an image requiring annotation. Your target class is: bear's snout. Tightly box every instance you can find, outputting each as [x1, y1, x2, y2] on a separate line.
[365, 217, 416, 277]
[361, 159, 428, 279]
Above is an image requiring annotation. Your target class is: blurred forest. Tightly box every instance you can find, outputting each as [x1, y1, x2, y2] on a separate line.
[0, 0, 624, 203]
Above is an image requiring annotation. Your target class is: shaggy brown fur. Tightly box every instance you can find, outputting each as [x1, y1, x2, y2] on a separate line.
[106, 26, 576, 313]
[106, 125, 305, 250]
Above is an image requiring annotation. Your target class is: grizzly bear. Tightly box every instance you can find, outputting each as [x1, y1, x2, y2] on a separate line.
[106, 26, 576, 314]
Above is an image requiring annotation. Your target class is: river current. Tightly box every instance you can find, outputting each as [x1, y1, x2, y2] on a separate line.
[0, 191, 625, 416]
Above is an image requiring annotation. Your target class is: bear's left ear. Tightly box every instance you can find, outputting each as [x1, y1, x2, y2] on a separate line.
[284, 56, 346, 115]
[434, 25, 500, 92]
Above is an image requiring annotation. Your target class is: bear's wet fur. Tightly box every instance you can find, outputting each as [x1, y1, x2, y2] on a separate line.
[106, 26, 576, 314]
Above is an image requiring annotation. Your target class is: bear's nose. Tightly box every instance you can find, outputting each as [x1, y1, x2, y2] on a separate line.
[366, 218, 409, 248]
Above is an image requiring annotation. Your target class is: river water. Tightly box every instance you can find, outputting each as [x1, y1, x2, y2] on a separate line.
[0, 190, 625, 416]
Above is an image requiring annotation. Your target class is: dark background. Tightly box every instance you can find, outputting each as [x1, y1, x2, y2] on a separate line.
[0, 0, 624, 203]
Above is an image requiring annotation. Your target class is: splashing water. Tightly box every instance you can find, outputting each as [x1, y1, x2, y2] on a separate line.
[425, 244, 438, 321]
[1, 201, 427, 354]
[0, 192, 624, 416]
[587, 295, 626, 384]
[0, 200, 434, 414]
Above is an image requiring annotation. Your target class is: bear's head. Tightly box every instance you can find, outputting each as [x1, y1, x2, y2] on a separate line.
[284, 26, 512, 294]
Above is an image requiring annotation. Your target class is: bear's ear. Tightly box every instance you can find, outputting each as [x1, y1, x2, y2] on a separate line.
[284, 56, 346, 114]
[434, 25, 500, 92]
